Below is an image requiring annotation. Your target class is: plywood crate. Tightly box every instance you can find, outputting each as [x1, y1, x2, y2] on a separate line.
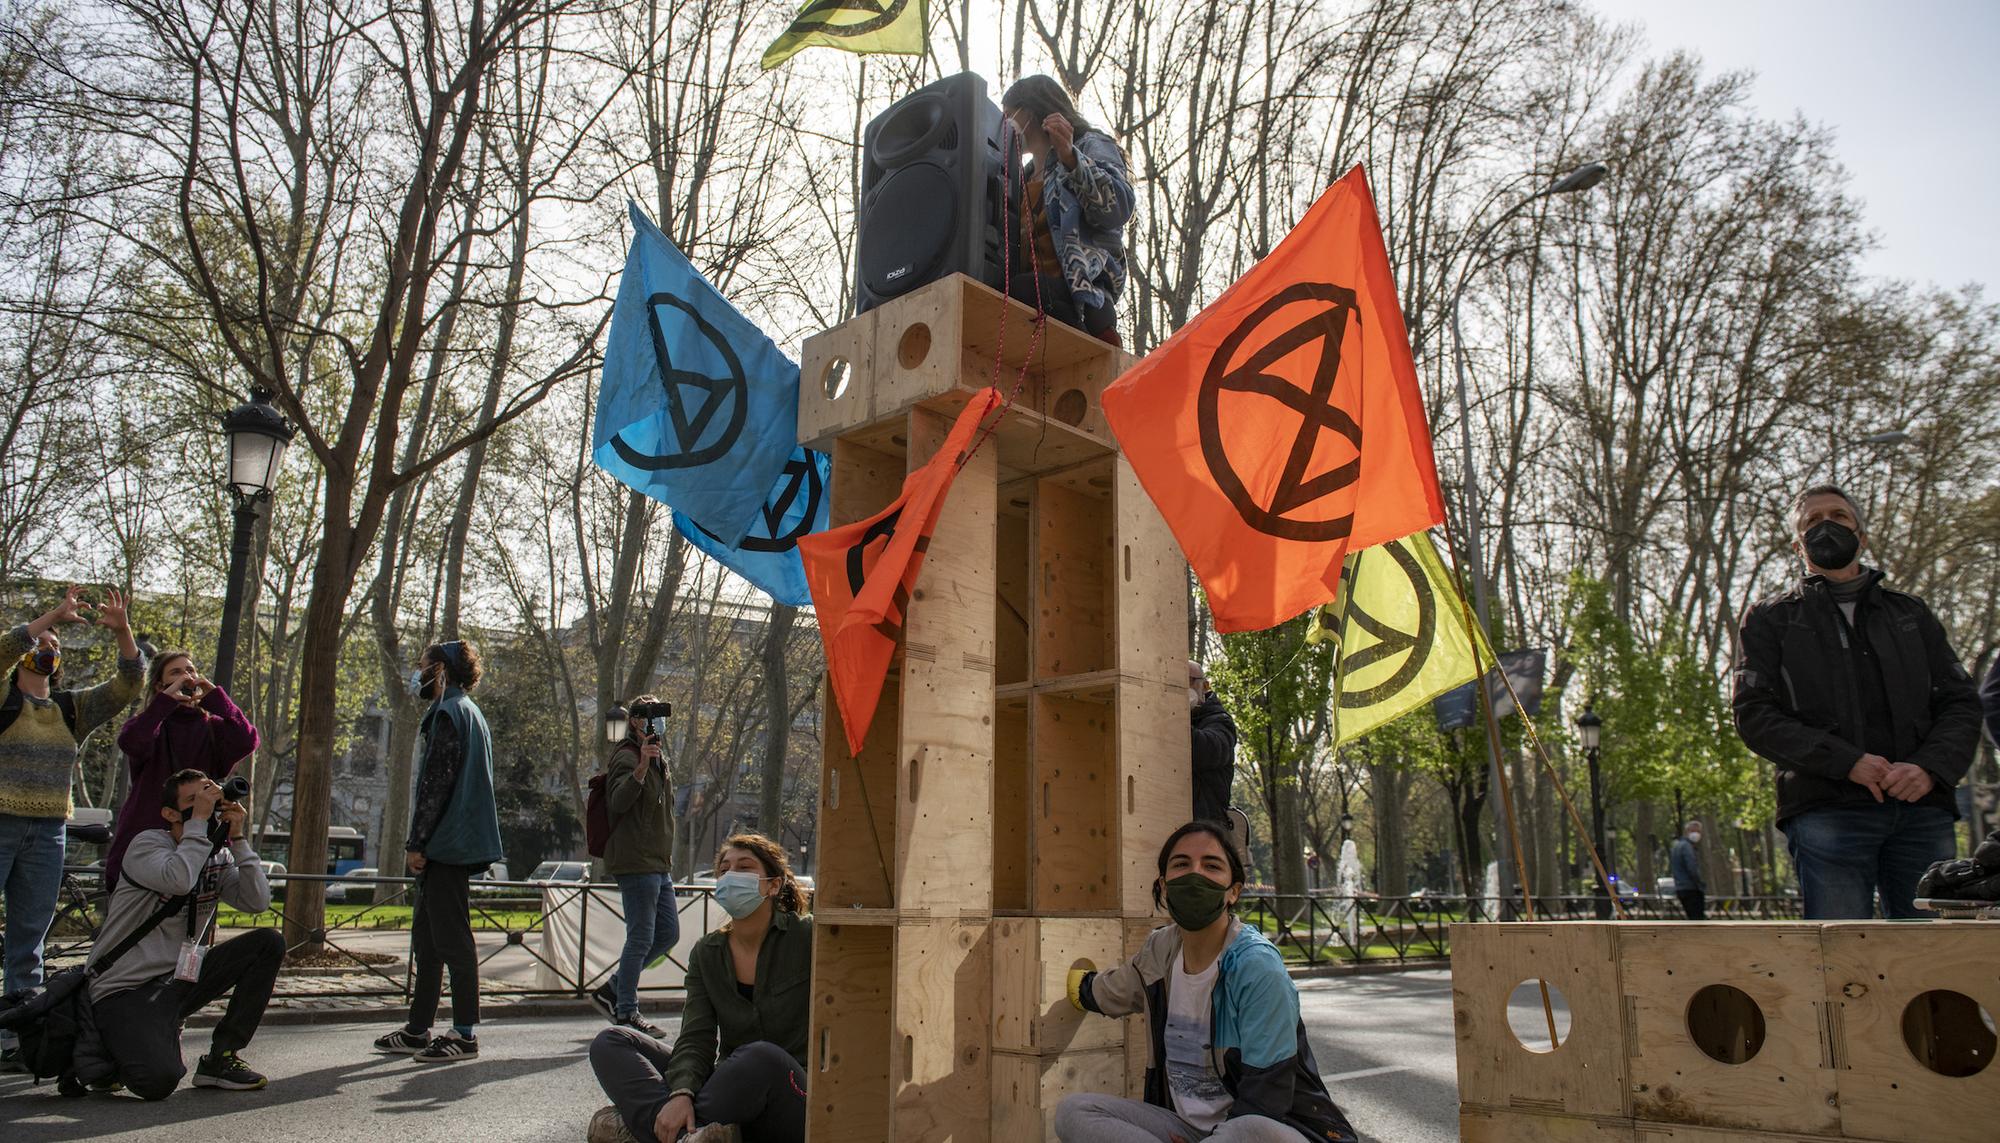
[1123, 916, 1163, 1099]
[1460, 1109, 1636, 1142]
[992, 1046, 1128, 1142]
[1821, 921, 2000, 1143]
[991, 916, 1126, 1055]
[807, 918, 994, 1143]
[1628, 1124, 1900, 1143]
[1617, 923, 1836, 1134]
[798, 273, 1132, 451]
[1452, 922, 1629, 1118]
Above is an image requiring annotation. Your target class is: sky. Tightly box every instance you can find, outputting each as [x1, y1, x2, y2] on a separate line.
[1591, 0, 1998, 292]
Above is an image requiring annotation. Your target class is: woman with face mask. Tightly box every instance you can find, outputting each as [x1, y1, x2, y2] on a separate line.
[1055, 821, 1358, 1143]
[589, 833, 812, 1143]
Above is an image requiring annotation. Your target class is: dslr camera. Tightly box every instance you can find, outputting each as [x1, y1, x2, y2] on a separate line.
[629, 701, 673, 744]
[208, 775, 251, 842]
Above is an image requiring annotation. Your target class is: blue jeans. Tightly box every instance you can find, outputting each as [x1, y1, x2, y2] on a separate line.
[1781, 802, 1956, 919]
[0, 814, 66, 1044]
[611, 872, 679, 1018]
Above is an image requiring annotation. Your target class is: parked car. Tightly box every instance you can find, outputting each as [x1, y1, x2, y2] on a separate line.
[471, 863, 512, 893]
[527, 860, 590, 885]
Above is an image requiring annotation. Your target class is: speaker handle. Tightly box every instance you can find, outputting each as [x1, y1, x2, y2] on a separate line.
[873, 93, 951, 169]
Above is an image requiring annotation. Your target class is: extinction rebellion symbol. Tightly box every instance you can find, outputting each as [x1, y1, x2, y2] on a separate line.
[609, 292, 748, 471]
[1335, 541, 1436, 709]
[691, 454, 823, 554]
[1197, 282, 1364, 541]
[786, 0, 915, 36]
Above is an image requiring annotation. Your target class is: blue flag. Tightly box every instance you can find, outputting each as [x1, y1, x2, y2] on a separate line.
[676, 446, 830, 606]
[594, 201, 798, 546]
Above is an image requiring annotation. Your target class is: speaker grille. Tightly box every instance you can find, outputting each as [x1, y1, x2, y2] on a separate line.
[858, 163, 958, 301]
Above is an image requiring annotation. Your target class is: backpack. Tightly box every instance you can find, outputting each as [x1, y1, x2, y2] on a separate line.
[585, 772, 613, 858]
[0, 884, 197, 1087]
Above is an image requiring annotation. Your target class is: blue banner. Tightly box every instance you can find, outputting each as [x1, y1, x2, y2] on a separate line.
[594, 201, 798, 546]
[676, 446, 830, 606]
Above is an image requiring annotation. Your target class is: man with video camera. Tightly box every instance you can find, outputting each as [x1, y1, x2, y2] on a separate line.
[78, 769, 281, 1098]
[590, 696, 678, 1037]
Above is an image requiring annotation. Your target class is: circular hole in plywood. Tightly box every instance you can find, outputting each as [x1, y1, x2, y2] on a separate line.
[898, 322, 932, 369]
[1505, 979, 1572, 1053]
[1687, 984, 1767, 1064]
[1052, 387, 1088, 425]
[1901, 990, 1998, 1078]
[822, 357, 851, 400]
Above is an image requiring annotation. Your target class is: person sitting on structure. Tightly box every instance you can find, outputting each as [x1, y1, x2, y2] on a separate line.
[1000, 75, 1134, 347]
[588, 833, 813, 1143]
[1054, 820, 1357, 1143]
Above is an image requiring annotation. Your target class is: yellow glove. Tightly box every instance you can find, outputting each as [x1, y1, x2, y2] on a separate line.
[1066, 961, 1096, 1012]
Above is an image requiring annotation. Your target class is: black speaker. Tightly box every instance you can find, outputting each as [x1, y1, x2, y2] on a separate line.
[854, 72, 1014, 315]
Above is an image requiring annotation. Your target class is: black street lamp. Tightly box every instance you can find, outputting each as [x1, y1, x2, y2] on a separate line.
[1339, 810, 1354, 841]
[1450, 160, 1608, 913]
[604, 704, 631, 744]
[1575, 701, 1609, 919]
[213, 388, 294, 692]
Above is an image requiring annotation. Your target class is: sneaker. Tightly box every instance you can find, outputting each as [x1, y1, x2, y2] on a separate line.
[614, 1011, 666, 1039]
[374, 1027, 430, 1054]
[0, 1046, 22, 1073]
[684, 1125, 742, 1143]
[588, 1105, 640, 1143]
[589, 980, 617, 1022]
[411, 1030, 479, 1064]
[192, 1050, 268, 1090]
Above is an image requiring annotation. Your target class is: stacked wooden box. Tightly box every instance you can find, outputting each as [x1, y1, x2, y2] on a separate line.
[799, 275, 1189, 1142]
[1452, 921, 2000, 1142]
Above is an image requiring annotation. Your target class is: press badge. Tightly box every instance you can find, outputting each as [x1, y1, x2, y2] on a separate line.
[176, 939, 206, 982]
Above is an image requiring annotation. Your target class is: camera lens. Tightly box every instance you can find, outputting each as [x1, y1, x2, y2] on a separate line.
[221, 776, 250, 801]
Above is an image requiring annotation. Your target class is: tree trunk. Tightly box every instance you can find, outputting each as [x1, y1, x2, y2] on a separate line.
[282, 513, 358, 952]
[1634, 800, 1658, 895]
[1369, 761, 1409, 897]
[756, 605, 796, 832]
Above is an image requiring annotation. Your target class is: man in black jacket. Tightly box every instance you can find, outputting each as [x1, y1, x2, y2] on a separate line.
[1732, 485, 1982, 919]
[1190, 659, 1237, 825]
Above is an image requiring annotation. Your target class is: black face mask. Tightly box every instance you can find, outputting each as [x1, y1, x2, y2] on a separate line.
[1803, 520, 1861, 571]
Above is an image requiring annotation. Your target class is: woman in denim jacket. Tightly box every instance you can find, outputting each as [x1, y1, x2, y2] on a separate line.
[1001, 75, 1135, 345]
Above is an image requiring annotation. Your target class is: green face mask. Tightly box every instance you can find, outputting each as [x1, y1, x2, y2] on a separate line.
[1163, 872, 1232, 931]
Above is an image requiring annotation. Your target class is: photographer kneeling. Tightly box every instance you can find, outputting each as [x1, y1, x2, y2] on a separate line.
[78, 770, 281, 1098]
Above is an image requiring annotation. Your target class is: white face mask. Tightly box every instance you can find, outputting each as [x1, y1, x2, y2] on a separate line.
[1687, 832, 1702, 844]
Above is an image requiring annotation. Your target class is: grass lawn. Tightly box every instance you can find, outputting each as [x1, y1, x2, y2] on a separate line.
[217, 902, 545, 931]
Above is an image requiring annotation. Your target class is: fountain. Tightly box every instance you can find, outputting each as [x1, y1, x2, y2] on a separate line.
[1335, 838, 1367, 951]
[1483, 860, 1500, 920]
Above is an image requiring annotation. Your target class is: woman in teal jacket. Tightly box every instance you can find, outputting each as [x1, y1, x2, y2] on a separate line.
[1058, 821, 1356, 1142]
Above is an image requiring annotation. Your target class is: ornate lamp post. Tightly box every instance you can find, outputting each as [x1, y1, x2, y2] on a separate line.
[1575, 702, 1609, 919]
[213, 388, 294, 692]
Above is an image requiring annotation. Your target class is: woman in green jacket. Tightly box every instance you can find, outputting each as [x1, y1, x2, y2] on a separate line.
[589, 833, 812, 1143]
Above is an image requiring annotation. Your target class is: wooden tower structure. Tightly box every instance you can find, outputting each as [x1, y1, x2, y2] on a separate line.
[795, 274, 1191, 1141]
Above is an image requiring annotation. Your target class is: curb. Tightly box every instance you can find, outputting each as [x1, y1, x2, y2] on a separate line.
[185, 994, 689, 1028]
[1288, 958, 1449, 980]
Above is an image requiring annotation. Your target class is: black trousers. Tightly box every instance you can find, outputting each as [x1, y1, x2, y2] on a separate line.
[91, 927, 285, 1100]
[408, 862, 480, 1030]
[1009, 271, 1116, 338]
[590, 1028, 807, 1143]
[1677, 889, 1707, 920]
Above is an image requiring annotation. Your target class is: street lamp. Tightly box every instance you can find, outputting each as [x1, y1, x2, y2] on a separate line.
[604, 704, 631, 743]
[212, 388, 295, 692]
[1575, 701, 1609, 919]
[1339, 810, 1354, 841]
[1449, 160, 1608, 915]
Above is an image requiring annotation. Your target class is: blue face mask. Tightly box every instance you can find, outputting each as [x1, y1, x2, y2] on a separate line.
[714, 870, 768, 919]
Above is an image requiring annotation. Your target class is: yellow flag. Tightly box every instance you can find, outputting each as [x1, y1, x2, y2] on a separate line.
[1323, 530, 1480, 745]
[762, 0, 928, 70]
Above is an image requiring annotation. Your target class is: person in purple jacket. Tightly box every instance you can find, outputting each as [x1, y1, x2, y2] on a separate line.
[104, 650, 259, 888]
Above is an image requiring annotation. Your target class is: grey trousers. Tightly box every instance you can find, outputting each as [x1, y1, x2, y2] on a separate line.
[1054, 1092, 1308, 1142]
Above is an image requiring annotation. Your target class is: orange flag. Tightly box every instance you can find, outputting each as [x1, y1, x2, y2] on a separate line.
[803, 387, 1003, 755]
[1101, 165, 1444, 633]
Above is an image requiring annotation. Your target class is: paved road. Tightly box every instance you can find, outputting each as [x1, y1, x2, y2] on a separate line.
[2, 969, 1465, 1142]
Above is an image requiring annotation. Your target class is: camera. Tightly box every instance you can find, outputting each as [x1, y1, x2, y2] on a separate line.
[220, 775, 250, 801]
[180, 682, 198, 698]
[628, 701, 673, 721]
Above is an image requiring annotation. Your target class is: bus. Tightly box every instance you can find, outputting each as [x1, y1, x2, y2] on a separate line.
[253, 825, 367, 876]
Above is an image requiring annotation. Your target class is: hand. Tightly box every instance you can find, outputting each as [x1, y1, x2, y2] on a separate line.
[406, 851, 428, 874]
[191, 779, 224, 822]
[653, 1094, 695, 1141]
[42, 584, 89, 628]
[1882, 762, 1935, 803]
[641, 740, 663, 764]
[219, 800, 248, 841]
[1848, 753, 1891, 802]
[1043, 113, 1075, 167]
[94, 587, 131, 633]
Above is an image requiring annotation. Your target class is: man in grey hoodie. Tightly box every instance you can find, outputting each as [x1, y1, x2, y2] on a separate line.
[83, 768, 281, 1098]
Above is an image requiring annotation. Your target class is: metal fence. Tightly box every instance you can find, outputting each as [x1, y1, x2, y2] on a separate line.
[37, 867, 721, 1002]
[1235, 891, 1806, 967]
